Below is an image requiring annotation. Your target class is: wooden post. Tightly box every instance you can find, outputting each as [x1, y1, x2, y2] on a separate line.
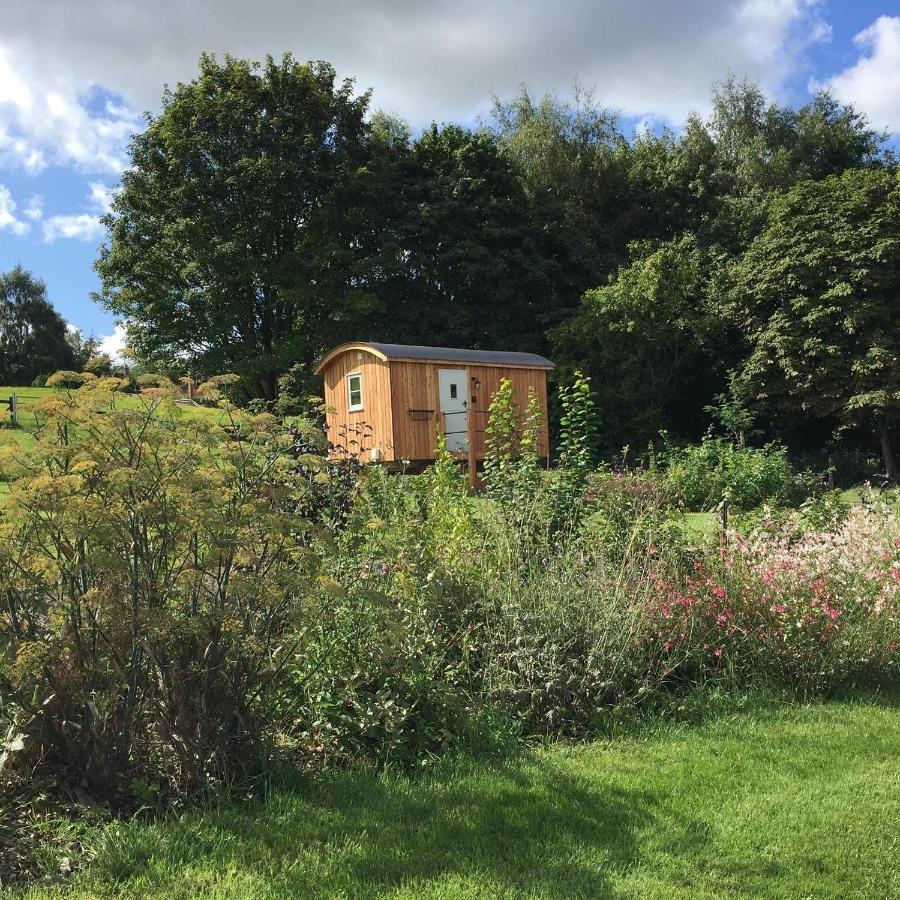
[467, 425, 478, 490]
[9, 393, 17, 428]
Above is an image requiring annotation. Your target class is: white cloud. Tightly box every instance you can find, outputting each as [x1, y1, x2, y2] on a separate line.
[0, 185, 29, 236]
[98, 324, 128, 363]
[42, 180, 115, 242]
[42, 213, 104, 242]
[23, 194, 43, 220]
[821, 16, 900, 134]
[0, 0, 830, 177]
[66, 321, 127, 363]
[87, 181, 115, 215]
[0, 46, 140, 175]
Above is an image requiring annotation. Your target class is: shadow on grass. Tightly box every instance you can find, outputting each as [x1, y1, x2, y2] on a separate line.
[64, 690, 900, 898]
[88, 754, 667, 898]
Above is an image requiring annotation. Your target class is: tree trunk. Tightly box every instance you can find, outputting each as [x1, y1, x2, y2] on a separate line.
[877, 416, 896, 481]
[257, 371, 277, 401]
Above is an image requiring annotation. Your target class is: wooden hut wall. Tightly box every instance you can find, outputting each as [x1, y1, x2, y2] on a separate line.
[388, 360, 445, 462]
[388, 362, 549, 463]
[323, 350, 394, 462]
[466, 365, 550, 461]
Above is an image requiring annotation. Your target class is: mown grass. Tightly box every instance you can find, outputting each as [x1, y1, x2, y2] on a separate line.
[0, 387, 230, 495]
[15, 697, 900, 899]
[0, 386, 229, 452]
[680, 485, 900, 536]
[0, 386, 57, 451]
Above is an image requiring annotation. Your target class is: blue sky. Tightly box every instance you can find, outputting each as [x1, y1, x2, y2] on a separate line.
[1, 0, 898, 355]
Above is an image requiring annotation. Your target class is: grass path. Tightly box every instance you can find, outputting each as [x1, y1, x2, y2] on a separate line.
[18, 698, 900, 899]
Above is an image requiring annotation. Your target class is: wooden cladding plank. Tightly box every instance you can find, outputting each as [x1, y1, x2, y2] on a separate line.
[390, 360, 448, 461]
[323, 350, 394, 462]
[467, 365, 550, 460]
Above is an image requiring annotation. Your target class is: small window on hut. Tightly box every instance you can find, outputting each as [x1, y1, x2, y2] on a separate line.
[347, 372, 363, 411]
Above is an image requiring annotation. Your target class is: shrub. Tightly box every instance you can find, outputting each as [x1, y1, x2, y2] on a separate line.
[582, 469, 678, 552]
[660, 437, 817, 511]
[278, 446, 484, 765]
[3, 370, 898, 814]
[0, 381, 322, 801]
[83, 354, 114, 376]
[194, 373, 242, 406]
[482, 372, 598, 543]
[644, 502, 900, 694]
[474, 524, 667, 733]
[45, 370, 96, 390]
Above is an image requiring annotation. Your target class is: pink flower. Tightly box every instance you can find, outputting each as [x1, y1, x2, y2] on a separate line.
[713, 586, 726, 599]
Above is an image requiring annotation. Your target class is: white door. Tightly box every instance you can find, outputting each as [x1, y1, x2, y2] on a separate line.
[438, 369, 469, 452]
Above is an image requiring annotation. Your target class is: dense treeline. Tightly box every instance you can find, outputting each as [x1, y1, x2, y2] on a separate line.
[0, 267, 113, 385]
[94, 54, 899, 471]
[0, 267, 76, 385]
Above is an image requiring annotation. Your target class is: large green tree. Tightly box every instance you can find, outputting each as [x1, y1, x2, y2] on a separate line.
[543, 78, 889, 455]
[733, 168, 900, 477]
[97, 56, 581, 398]
[553, 235, 728, 451]
[355, 124, 575, 352]
[0, 266, 75, 385]
[678, 77, 889, 252]
[96, 54, 374, 398]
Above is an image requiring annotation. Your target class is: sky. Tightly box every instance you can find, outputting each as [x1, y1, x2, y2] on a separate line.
[1, 0, 899, 357]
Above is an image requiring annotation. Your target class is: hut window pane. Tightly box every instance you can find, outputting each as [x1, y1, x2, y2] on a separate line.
[347, 373, 363, 411]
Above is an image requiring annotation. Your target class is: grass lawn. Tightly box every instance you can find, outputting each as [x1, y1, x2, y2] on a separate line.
[0, 386, 230, 454]
[16, 698, 900, 899]
[0, 386, 58, 451]
[681, 485, 900, 537]
[682, 510, 719, 536]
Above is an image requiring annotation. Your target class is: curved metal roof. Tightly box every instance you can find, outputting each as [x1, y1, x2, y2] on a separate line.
[315, 341, 554, 373]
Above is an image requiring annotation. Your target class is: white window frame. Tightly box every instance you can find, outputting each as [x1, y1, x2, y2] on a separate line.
[347, 371, 364, 412]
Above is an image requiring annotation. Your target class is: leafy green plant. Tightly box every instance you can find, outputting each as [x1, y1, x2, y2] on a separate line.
[546, 372, 599, 530]
[277, 444, 484, 766]
[0, 379, 322, 800]
[482, 377, 522, 503]
[557, 372, 598, 475]
[660, 436, 817, 511]
[482, 380, 553, 541]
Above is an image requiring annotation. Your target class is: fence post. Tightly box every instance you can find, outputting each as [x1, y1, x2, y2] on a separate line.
[9, 393, 17, 428]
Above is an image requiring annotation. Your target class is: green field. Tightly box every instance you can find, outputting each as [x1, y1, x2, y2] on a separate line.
[0, 386, 229, 454]
[14, 698, 900, 900]
[0, 386, 57, 450]
[680, 486, 900, 536]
